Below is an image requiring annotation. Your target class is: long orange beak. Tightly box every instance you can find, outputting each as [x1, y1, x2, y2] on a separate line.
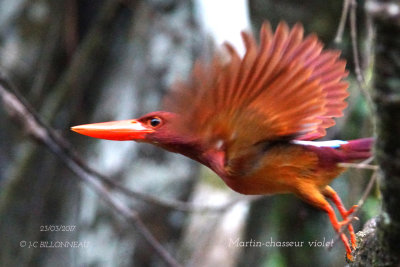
[71, 120, 154, 141]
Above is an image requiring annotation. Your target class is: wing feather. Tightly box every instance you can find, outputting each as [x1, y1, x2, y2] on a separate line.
[163, 22, 349, 171]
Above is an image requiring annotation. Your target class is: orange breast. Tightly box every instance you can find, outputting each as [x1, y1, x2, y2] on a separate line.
[221, 145, 344, 195]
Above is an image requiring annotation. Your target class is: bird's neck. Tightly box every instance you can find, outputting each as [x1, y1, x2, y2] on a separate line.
[200, 149, 226, 177]
[155, 139, 227, 178]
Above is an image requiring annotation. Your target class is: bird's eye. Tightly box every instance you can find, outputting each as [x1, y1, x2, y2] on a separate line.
[149, 117, 161, 127]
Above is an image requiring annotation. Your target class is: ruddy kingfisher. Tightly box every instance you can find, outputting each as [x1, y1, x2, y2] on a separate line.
[71, 22, 373, 260]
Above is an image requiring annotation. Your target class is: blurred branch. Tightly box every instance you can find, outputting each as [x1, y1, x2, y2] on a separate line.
[0, 73, 182, 267]
[40, 0, 125, 122]
[74, 156, 254, 213]
[335, 0, 351, 43]
[338, 160, 378, 170]
[349, 0, 374, 109]
[30, 18, 62, 101]
[105, 178, 259, 212]
[335, 0, 374, 113]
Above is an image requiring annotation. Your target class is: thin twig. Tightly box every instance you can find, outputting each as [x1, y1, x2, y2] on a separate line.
[338, 162, 378, 170]
[349, 0, 374, 111]
[350, 0, 365, 84]
[0, 74, 182, 267]
[335, 0, 351, 43]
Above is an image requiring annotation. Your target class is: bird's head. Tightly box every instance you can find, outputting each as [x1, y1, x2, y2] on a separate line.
[71, 111, 178, 142]
[71, 111, 221, 168]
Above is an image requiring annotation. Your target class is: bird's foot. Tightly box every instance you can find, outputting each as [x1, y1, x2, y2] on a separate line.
[343, 204, 358, 218]
[346, 251, 354, 262]
[336, 218, 351, 231]
[335, 217, 357, 250]
[350, 226, 357, 250]
[337, 230, 353, 262]
[343, 205, 358, 250]
[332, 218, 357, 255]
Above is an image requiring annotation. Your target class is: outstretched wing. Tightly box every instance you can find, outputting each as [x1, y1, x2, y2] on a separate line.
[163, 22, 348, 174]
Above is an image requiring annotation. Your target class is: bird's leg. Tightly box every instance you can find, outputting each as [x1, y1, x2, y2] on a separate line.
[323, 186, 357, 249]
[295, 185, 353, 260]
[323, 186, 358, 218]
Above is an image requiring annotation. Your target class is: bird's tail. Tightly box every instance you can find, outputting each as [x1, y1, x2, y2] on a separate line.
[338, 137, 374, 162]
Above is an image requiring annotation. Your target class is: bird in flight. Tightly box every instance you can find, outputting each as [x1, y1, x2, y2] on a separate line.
[72, 22, 373, 260]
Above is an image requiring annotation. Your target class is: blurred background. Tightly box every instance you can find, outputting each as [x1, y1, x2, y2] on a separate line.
[0, 0, 377, 266]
